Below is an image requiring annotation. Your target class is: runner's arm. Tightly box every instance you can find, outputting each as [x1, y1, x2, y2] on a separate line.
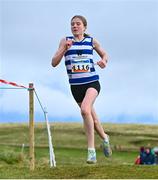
[93, 39, 108, 69]
[51, 38, 74, 67]
[51, 38, 67, 67]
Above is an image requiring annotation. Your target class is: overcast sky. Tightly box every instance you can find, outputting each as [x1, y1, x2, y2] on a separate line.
[0, 0, 158, 124]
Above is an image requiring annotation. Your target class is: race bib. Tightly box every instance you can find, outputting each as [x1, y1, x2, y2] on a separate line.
[71, 59, 90, 73]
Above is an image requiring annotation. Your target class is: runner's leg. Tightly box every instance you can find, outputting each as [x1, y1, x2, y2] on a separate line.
[79, 88, 98, 148]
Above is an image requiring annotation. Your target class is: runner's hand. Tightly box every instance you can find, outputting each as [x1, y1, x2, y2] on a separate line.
[97, 59, 107, 69]
[65, 39, 74, 50]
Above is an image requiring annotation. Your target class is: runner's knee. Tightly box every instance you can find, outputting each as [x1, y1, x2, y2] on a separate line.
[93, 119, 99, 126]
[80, 105, 91, 117]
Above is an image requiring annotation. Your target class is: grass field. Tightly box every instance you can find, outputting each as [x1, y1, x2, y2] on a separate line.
[0, 122, 158, 179]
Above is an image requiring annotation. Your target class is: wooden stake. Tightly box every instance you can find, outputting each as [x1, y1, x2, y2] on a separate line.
[29, 83, 35, 170]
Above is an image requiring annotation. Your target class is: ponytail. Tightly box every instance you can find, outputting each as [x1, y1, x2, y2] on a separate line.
[84, 33, 90, 37]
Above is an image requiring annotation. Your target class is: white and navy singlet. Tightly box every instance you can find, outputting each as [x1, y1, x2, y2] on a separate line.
[64, 36, 99, 85]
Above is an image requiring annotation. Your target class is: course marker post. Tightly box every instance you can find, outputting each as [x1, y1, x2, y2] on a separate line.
[29, 83, 35, 171]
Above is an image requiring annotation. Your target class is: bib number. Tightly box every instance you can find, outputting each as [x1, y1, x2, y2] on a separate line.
[71, 60, 90, 73]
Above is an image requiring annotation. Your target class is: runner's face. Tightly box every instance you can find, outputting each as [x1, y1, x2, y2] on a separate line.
[71, 18, 86, 36]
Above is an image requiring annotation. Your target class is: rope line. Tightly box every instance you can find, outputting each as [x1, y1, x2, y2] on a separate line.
[0, 79, 56, 167]
[33, 89, 56, 167]
[34, 89, 46, 114]
[0, 87, 27, 90]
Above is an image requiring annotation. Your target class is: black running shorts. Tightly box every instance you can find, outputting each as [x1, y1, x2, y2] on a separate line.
[70, 81, 101, 103]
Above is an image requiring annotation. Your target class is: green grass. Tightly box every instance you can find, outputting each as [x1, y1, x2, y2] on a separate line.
[0, 163, 158, 179]
[0, 122, 158, 179]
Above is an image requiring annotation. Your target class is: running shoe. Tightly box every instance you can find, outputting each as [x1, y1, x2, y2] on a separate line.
[86, 150, 97, 164]
[102, 135, 112, 157]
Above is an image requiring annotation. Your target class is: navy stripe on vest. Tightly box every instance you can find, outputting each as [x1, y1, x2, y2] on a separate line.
[65, 49, 93, 56]
[65, 59, 94, 66]
[73, 41, 92, 46]
[69, 75, 99, 84]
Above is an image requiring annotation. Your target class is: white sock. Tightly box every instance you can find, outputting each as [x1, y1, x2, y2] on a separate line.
[104, 134, 109, 143]
[88, 148, 95, 152]
[88, 148, 96, 158]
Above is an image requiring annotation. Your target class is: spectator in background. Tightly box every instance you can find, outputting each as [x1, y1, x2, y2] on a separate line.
[143, 148, 155, 165]
[140, 146, 146, 164]
[135, 147, 157, 165]
[155, 151, 158, 164]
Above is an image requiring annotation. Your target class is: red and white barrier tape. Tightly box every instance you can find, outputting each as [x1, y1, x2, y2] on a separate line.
[0, 79, 56, 166]
[0, 79, 28, 89]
